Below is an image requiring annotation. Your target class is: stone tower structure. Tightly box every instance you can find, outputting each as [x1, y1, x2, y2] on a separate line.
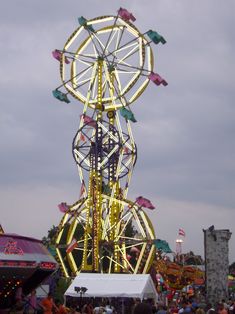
[203, 227, 232, 305]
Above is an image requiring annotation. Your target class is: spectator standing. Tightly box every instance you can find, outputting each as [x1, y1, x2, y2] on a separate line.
[40, 293, 58, 314]
[133, 302, 152, 314]
[28, 290, 37, 314]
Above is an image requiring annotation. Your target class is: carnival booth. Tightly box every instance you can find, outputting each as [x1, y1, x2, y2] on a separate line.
[0, 233, 57, 309]
[65, 273, 157, 300]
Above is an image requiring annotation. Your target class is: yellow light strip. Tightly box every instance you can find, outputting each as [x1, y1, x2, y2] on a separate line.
[114, 41, 139, 54]
[75, 37, 92, 55]
[121, 71, 140, 94]
[115, 149, 124, 181]
[67, 220, 78, 244]
[139, 211, 155, 239]
[116, 244, 135, 272]
[76, 58, 93, 67]
[127, 121, 135, 145]
[125, 242, 145, 250]
[119, 156, 132, 173]
[132, 209, 146, 237]
[92, 25, 122, 36]
[77, 165, 87, 198]
[115, 113, 124, 142]
[91, 32, 106, 51]
[68, 251, 79, 275]
[147, 44, 154, 71]
[97, 121, 119, 142]
[143, 245, 155, 273]
[56, 248, 69, 278]
[107, 209, 131, 234]
[74, 76, 92, 87]
[116, 214, 132, 240]
[129, 79, 149, 103]
[87, 16, 114, 25]
[134, 242, 147, 273]
[113, 70, 122, 98]
[56, 213, 70, 244]
[106, 255, 126, 270]
[99, 145, 119, 168]
[138, 37, 144, 67]
[64, 26, 84, 50]
[117, 44, 140, 65]
[92, 75, 98, 99]
[106, 29, 118, 51]
[73, 149, 91, 167]
[116, 70, 139, 75]
[118, 19, 140, 38]
[71, 61, 76, 89]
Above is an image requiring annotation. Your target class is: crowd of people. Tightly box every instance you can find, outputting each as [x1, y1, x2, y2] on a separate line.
[132, 298, 235, 314]
[9, 290, 235, 314]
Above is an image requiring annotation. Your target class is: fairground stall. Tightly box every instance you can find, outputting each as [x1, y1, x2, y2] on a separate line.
[0, 233, 57, 309]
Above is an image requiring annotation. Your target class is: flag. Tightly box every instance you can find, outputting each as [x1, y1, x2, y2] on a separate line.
[148, 72, 168, 86]
[120, 107, 137, 123]
[80, 133, 86, 141]
[52, 49, 70, 64]
[179, 228, 186, 237]
[66, 238, 78, 253]
[146, 30, 166, 45]
[136, 196, 155, 209]
[79, 182, 86, 198]
[118, 8, 136, 22]
[81, 114, 97, 128]
[52, 90, 70, 103]
[153, 239, 172, 253]
[58, 202, 69, 213]
[78, 16, 95, 32]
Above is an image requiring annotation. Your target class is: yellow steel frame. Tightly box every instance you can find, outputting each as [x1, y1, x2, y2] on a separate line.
[55, 13, 157, 277]
[60, 16, 153, 110]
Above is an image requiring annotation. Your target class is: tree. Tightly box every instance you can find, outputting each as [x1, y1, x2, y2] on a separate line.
[42, 225, 58, 247]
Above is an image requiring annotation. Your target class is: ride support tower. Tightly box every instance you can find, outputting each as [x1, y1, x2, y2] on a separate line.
[52, 9, 167, 277]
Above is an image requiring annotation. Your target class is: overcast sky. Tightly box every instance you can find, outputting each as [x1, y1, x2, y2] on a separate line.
[0, 0, 234, 263]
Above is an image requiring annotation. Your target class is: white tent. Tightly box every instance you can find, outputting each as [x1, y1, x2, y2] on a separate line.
[65, 273, 157, 300]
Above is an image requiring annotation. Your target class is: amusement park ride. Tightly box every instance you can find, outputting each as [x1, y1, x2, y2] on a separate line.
[52, 8, 168, 277]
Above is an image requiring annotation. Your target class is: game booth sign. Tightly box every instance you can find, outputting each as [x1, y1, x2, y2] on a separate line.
[0, 233, 57, 309]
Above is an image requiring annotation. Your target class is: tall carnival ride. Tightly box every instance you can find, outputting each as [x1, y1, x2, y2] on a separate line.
[53, 8, 167, 277]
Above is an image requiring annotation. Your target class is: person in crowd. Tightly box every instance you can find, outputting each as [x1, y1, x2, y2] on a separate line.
[69, 305, 81, 314]
[218, 303, 228, 314]
[93, 302, 106, 314]
[228, 300, 235, 314]
[222, 300, 229, 311]
[133, 302, 152, 314]
[156, 302, 167, 314]
[104, 301, 114, 314]
[206, 303, 215, 314]
[12, 298, 24, 314]
[28, 289, 37, 314]
[196, 306, 205, 314]
[15, 287, 23, 302]
[55, 300, 69, 314]
[81, 300, 93, 314]
[169, 302, 179, 314]
[179, 301, 190, 314]
[40, 293, 58, 314]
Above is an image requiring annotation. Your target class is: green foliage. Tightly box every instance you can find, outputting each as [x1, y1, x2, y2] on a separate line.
[54, 277, 72, 303]
[229, 261, 235, 274]
[42, 225, 58, 247]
